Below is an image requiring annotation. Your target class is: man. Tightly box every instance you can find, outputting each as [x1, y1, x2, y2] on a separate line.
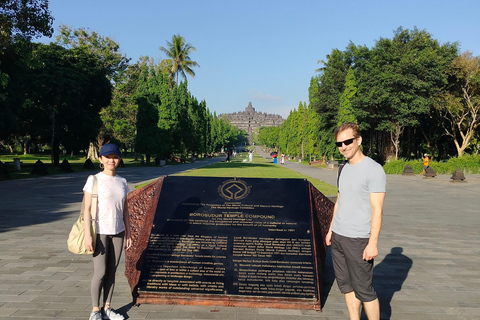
[422, 153, 429, 174]
[325, 122, 386, 320]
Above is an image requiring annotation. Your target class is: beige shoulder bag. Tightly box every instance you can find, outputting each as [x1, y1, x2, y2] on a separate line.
[67, 175, 98, 255]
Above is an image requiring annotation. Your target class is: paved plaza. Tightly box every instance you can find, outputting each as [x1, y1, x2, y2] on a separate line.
[1, 153, 479, 320]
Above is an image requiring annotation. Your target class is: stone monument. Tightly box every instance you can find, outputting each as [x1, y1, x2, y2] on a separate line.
[450, 168, 466, 182]
[402, 164, 415, 176]
[219, 102, 284, 144]
[125, 176, 334, 311]
[424, 166, 437, 178]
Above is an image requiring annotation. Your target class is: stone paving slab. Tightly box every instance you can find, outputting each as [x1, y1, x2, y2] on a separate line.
[1, 154, 479, 319]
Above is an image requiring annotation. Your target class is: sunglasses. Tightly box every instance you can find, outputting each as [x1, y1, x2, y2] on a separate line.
[335, 137, 356, 147]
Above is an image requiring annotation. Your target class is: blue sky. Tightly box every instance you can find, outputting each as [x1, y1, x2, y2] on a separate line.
[39, 0, 480, 119]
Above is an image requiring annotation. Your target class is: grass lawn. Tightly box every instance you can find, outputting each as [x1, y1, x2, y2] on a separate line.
[0, 153, 97, 179]
[0, 153, 190, 180]
[174, 152, 338, 196]
[1, 151, 337, 195]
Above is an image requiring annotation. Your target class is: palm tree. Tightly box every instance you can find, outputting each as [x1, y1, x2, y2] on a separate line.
[160, 34, 199, 85]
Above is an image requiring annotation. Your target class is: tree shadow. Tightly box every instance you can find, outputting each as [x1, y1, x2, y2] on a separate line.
[0, 158, 223, 232]
[0, 173, 90, 232]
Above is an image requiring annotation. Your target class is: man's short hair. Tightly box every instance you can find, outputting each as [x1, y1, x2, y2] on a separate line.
[335, 122, 361, 139]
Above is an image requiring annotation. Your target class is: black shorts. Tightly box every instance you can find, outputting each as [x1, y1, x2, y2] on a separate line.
[331, 232, 377, 302]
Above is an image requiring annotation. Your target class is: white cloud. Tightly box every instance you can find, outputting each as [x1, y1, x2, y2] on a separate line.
[248, 90, 283, 102]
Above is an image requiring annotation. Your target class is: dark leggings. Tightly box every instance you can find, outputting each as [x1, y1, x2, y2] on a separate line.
[91, 232, 124, 308]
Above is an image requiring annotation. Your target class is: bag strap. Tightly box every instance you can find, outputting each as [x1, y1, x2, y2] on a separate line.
[90, 175, 98, 222]
[337, 160, 348, 189]
[81, 175, 98, 221]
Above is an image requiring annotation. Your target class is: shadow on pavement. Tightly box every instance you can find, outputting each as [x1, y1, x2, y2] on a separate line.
[0, 173, 90, 232]
[321, 247, 336, 309]
[374, 247, 412, 319]
[322, 246, 412, 320]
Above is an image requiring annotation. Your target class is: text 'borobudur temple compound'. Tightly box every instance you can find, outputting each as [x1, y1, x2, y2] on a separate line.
[219, 102, 284, 144]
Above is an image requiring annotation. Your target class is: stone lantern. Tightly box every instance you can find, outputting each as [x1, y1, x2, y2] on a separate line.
[424, 166, 436, 178]
[450, 168, 466, 183]
[402, 164, 414, 176]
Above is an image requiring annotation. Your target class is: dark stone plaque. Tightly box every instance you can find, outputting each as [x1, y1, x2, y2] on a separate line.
[126, 176, 333, 310]
[137, 176, 315, 296]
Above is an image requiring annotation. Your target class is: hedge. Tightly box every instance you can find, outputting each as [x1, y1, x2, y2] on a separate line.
[383, 155, 480, 175]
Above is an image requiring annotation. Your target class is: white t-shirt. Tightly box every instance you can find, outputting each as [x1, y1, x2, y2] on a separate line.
[83, 172, 129, 235]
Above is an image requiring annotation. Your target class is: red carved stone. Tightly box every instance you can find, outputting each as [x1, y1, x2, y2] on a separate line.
[309, 182, 334, 309]
[124, 177, 164, 302]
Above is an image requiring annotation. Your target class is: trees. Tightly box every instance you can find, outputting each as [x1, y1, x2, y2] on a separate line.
[54, 25, 137, 158]
[101, 57, 159, 157]
[257, 102, 324, 161]
[436, 52, 480, 157]
[355, 27, 458, 160]
[208, 114, 246, 153]
[160, 34, 199, 85]
[109, 56, 242, 161]
[55, 25, 130, 83]
[133, 60, 174, 160]
[135, 96, 161, 163]
[309, 49, 352, 160]
[311, 49, 349, 133]
[1, 0, 54, 143]
[337, 67, 357, 126]
[354, 28, 456, 159]
[1, 17, 247, 160]
[100, 67, 140, 154]
[9, 43, 111, 164]
[258, 125, 279, 150]
[307, 27, 460, 162]
[187, 96, 209, 156]
[0, 0, 53, 47]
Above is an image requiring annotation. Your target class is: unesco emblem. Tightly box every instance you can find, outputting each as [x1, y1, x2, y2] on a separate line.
[218, 179, 250, 201]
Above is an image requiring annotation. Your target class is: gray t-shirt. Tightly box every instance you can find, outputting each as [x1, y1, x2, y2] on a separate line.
[332, 157, 386, 238]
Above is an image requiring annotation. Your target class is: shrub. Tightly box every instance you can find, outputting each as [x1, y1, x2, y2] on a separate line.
[383, 159, 423, 174]
[383, 155, 480, 174]
[444, 154, 480, 174]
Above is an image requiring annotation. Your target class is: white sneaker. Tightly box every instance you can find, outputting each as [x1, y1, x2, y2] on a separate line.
[102, 308, 124, 320]
[89, 311, 102, 320]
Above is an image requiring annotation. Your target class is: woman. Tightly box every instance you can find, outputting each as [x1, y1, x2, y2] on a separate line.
[83, 143, 131, 320]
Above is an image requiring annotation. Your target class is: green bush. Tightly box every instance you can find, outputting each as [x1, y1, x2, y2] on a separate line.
[383, 155, 480, 174]
[443, 154, 480, 174]
[383, 159, 423, 174]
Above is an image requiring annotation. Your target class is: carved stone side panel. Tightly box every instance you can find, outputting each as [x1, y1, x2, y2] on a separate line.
[309, 182, 334, 308]
[125, 177, 164, 301]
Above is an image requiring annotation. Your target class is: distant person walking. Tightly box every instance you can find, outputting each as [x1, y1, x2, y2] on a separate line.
[422, 153, 429, 171]
[83, 144, 132, 320]
[325, 122, 386, 320]
[249, 150, 253, 163]
[280, 153, 285, 164]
